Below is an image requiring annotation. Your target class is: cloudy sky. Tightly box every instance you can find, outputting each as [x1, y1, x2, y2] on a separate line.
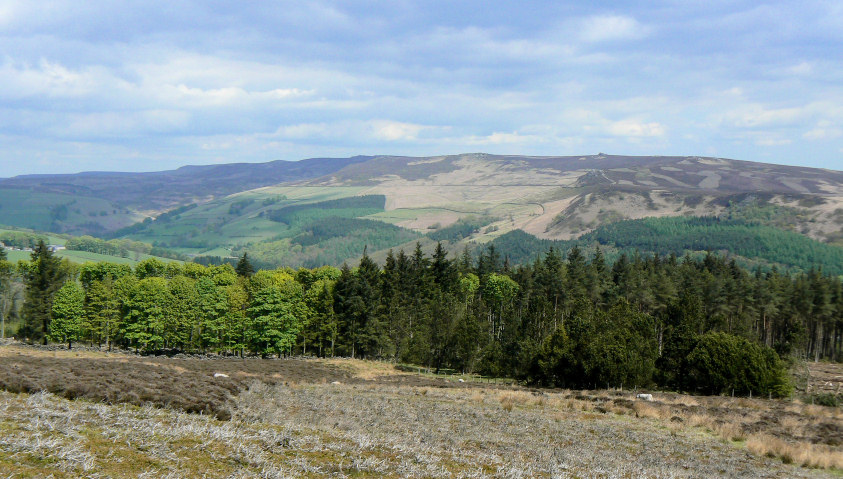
[1, 1, 841, 175]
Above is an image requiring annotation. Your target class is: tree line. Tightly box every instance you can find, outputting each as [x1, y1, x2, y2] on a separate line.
[8, 240, 843, 396]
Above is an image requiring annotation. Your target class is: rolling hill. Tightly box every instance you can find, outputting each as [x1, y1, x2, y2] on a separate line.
[1, 153, 841, 270]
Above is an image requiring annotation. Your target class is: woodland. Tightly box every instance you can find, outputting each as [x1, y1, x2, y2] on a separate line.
[4, 238, 842, 398]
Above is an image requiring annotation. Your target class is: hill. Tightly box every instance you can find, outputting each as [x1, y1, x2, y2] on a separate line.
[0, 157, 370, 235]
[489, 217, 843, 275]
[0, 153, 840, 269]
[0, 227, 182, 266]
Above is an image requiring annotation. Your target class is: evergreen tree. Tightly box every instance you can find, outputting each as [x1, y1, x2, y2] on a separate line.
[236, 252, 255, 278]
[21, 240, 66, 344]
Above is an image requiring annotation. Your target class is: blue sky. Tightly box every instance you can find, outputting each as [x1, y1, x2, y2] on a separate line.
[1, 0, 841, 175]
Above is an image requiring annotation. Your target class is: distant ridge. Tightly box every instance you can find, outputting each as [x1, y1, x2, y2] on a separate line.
[0, 153, 841, 261]
[0, 156, 373, 209]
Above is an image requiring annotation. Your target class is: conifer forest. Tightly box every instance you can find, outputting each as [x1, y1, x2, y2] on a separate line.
[6, 239, 843, 398]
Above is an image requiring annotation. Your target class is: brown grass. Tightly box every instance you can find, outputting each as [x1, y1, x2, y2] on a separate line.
[551, 388, 842, 472]
[2, 344, 841, 476]
[322, 357, 408, 380]
[747, 433, 843, 469]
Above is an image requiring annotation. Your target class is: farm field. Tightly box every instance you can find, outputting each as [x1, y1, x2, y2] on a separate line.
[0, 344, 840, 478]
[4, 248, 181, 266]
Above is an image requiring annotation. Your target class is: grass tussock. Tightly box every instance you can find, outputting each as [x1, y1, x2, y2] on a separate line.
[747, 433, 843, 469]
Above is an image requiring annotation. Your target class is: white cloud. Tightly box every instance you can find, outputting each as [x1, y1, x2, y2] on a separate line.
[578, 15, 649, 43]
[0, 2, 840, 174]
[0, 59, 102, 98]
[607, 119, 665, 138]
[462, 131, 542, 145]
[722, 105, 807, 128]
[274, 123, 331, 140]
[803, 126, 843, 140]
[787, 62, 814, 76]
[756, 137, 792, 146]
[272, 120, 436, 143]
[51, 110, 190, 138]
[370, 120, 428, 141]
[162, 84, 313, 108]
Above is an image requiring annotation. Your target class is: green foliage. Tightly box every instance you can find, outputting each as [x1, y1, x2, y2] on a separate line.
[491, 216, 843, 275]
[686, 332, 791, 397]
[534, 300, 657, 389]
[489, 230, 570, 266]
[14, 240, 841, 401]
[227, 199, 254, 216]
[587, 216, 843, 275]
[135, 258, 167, 279]
[266, 195, 386, 224]
[79, 262, 133, 288]
[20, 241, 67, 344]
[48, 281, 85, 347]
[123, 277, 170, 351]
[235, 253, 255, 277]
[809, 393, 840, 407]
[427, 217, 493, 243]
[66, 235, 186, 261]
[0, 231, 47, 249]
[240, 218, 420, 269]
[246, 278, 305, 357]
[83, 275, 123, 350]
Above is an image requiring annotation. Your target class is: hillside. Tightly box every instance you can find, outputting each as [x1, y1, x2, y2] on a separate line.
[490, 217, 843, 275]
[0, 157, 370, 235]
[0, 153, 841, 269]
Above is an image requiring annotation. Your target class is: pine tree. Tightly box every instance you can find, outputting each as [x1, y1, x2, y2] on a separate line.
[21, 240, 66, 344]
[236, 252, 255, 278]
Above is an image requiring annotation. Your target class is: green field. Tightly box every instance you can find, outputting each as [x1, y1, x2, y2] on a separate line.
[5, 248, 181, 266]
[119, 187, 379, 258]
[0, 227, 66, 246]
[0, 188, 140, 234]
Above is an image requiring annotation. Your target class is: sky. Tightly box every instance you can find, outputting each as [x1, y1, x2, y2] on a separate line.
[1, 0, 842, 176]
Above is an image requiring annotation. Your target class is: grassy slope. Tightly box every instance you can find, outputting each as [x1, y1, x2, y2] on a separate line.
[5, 249, 182, 266]
[0, 189, 139, 235]
[122, 186, 367, 255]
[490, 217, 843, 275]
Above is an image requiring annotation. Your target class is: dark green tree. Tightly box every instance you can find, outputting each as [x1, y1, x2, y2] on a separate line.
[21, 240, 66, 344]
[236, 252, 255, 278]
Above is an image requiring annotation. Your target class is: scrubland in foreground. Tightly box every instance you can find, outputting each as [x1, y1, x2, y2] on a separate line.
[0, 344, 841, 478]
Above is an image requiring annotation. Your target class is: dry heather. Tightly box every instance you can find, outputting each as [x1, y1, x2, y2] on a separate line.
[569, 389, 843, 471]
[0, 344, 841, 477]
[0, 345, 510, 420]
[0, 345, 358, 419]
[0, 384, 837, 478]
